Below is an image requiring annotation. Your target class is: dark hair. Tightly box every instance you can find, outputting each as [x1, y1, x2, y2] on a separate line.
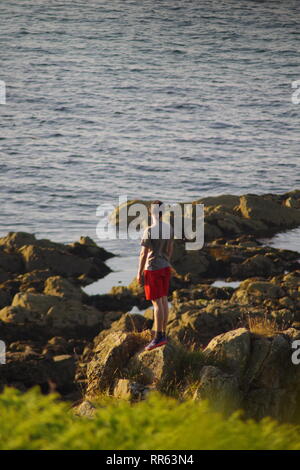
[151, 200, 164, 219]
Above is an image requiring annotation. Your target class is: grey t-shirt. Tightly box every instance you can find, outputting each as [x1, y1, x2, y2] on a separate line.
[140, 221, 174, 271]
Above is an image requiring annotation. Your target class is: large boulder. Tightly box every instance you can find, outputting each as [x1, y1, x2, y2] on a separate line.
[0, 288, 12, 309]
[203, 328, 251, 378]
[0, 354, 76, 394]
[0, 292, 104, 331]
[46, 300, 104, 329]
[193, 365, 241, 414]
[167, 300, 243, 348]
[0, 232, 113, 284]
[67, 236, 113, 261]
[94, 313, 151, 342]
[16, 269, 52, 292]
[242, 335, 272, 386]
[11, 291, 59, 316]
[231, 254, 277, 278]
[86, 332, 147, 397]
[126, 342, 179, 390]
[0, 247, 23, 275]
[232, 280, 285, 305]
[242, 333, 299, 422]
[198, 329, 300, 422]
[239, 194, 300, 228]
[19, 245, 98, 279]
[87, 281, 149, 313]
[0, 305, 33, 323]
[0, 232, 38, 251]
[44, 276, 83, 301]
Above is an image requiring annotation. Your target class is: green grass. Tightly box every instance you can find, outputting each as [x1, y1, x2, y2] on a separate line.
[0, 387, 300, 450]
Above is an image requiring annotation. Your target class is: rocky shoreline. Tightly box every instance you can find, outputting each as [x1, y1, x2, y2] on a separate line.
[0, 190, 299, 422]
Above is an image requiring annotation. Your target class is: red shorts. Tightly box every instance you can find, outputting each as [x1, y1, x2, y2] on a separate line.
[143, 266, 171, 301]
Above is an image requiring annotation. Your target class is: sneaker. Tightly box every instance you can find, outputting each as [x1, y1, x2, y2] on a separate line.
[144, 337, 167, 351]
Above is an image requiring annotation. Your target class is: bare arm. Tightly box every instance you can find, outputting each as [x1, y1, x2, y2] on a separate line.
[137, 246, 149, 285]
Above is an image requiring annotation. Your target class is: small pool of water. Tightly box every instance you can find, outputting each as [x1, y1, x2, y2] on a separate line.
[83, 255, 137, 296]
[211, 280, 241, 289]
[260, 227, 300, 254]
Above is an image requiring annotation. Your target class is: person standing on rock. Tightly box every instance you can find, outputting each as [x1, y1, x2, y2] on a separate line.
[137, 200, 174, 351]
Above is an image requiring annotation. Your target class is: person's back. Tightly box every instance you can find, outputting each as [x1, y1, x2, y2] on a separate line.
[142, 219, 173, 271]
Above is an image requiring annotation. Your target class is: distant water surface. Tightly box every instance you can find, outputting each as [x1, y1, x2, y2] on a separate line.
[0, 0, 299, 262]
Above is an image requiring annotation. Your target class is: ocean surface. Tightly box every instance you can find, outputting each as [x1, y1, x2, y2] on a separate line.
[1, 0, 299, 290]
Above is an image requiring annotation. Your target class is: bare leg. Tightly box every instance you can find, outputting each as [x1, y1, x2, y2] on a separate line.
[152, 298, 164, 334]
[161, 296, 169, 333]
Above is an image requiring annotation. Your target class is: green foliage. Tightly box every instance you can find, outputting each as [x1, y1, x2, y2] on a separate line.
[0, 386, 300, 450]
